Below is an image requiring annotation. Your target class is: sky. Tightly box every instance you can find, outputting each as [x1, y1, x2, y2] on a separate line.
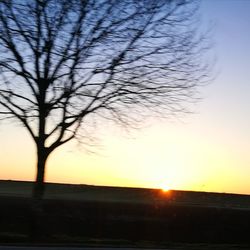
[1, 0, 250, 195]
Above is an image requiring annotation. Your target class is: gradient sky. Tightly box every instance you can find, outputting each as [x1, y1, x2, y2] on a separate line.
[1, 0, 250, 194]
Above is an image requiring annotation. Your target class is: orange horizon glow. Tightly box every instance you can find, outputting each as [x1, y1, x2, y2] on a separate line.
[2, 120, 250, 196]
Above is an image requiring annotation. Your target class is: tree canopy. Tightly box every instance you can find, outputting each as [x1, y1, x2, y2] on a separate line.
[0, 0, 209, 199]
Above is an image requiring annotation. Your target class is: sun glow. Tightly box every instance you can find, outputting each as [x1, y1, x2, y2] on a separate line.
[161, 185, 170, 192]
[162, 188, 169, 193]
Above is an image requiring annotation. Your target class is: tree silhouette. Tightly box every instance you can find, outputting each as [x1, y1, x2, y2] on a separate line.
[0, 0, 209, 200]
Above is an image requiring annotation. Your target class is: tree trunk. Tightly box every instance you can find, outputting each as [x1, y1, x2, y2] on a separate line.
[30, 146, 49, 242]
[32, 148, 48, 200]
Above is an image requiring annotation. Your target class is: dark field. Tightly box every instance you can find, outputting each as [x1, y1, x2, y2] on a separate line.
[1, 180, 250, 249]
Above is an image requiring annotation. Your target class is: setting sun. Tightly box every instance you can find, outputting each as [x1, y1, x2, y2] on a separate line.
[162, 188, 169, 193]
[161, 186, 170, 192]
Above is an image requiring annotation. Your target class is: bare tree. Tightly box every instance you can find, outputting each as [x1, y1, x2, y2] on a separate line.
[0, 0, 209, 201]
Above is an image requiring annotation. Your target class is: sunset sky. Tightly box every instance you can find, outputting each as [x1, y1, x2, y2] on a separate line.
[1, 0, 250, 195]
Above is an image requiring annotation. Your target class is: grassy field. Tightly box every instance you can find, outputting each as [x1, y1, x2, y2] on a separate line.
[1, 180, 250, 209]
[1, 180, 250, 248]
